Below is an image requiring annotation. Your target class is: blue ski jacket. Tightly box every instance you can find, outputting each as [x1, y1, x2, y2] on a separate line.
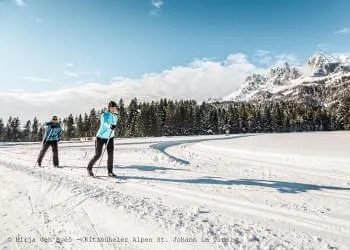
[96, 112, 118, 139]
[44, 122, 62, 141]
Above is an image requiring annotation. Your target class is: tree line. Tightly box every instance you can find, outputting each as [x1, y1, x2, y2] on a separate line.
[0, 97, 349, 142]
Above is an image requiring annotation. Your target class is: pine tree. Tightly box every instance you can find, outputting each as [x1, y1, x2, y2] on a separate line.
[76, 114, 84, 138]
[83, 113, 89, 137]
[0, 119, 4, 141]
[208, 107, 219, 134]
[164, 100, 176, 135]
[262, 105, 272, 133]
[337, 91, 350, 130]
[238, 104, 248, 133]
[23, 120, 32, 142]
[65, 114, 76, 139]
[274, 103, 284, 132]
[320, 108, 331, 131]
[199, 102, 211, 134]
[126, 98, 139, 137]
[12, 117, 21, 141]
[177, 101, 187, 135]
[6, 117, 13, 141]
[38, 126, 45, 141]
[159, 98, 168, 135]
[117, 98, 127, 137]
[192, 105, 201, 135]
[135, 102, 147, 137]
[149, 102, 161, 137]
[32, 117, 39, 141]
[186, 100, 196, 135]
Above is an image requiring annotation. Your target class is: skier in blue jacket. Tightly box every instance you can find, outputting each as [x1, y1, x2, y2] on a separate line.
[37, 115, 62, 167]
[87, 101, 119, 177]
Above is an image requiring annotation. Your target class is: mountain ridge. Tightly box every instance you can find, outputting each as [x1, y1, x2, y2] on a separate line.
[222, 52, 350, 106]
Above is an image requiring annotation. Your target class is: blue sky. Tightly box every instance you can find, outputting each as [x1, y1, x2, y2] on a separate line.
[0, 0, 350, 120]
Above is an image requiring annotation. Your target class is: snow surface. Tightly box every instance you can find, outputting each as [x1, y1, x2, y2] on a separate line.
[1, 132, 350, 250]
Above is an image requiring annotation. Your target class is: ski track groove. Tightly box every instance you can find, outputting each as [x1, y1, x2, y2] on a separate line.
[81, 208, 105, 250]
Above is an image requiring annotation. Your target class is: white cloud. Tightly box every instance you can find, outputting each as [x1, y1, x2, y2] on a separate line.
[335, 28, 350, 34]
[150, 0, 163, 16]
[12, 0, 26, 7]
[24, 75, 52, 83]
[64, 70, 80, 78]
[151, 0, 163, 9]
[9, 89, 24, 92]
[332, 52, 350, 63]
[1, 53, 264, 121]
[35, 18, 43, 23]
[256, 50, 272, 57]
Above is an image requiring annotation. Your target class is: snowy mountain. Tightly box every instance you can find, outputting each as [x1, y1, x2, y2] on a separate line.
[307, 52, 340, 76]
[224, 74, 267, 101]
[267, 62, 301, 84]
[222, 52, 350, 105]
[224, 62, 302, 101]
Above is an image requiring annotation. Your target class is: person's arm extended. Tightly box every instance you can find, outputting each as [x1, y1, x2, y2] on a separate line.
[110, 113, 118, 129]
[113, 113, 118, 125]
[58, 125, 63, 140]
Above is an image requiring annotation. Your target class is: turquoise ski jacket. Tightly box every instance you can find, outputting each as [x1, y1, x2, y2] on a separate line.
[96, 112, 118, 139]
[44, 122, 62, 141]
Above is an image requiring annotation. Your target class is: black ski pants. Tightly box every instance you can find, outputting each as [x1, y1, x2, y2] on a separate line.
[87, 137, 114, 172]
[37, 140, 59, 166]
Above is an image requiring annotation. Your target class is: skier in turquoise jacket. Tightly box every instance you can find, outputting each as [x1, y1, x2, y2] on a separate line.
[37, 115, 62, 167]
[87, 100, 119, 177]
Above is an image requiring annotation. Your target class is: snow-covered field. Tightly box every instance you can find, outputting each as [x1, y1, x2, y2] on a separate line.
[1, 132, 350, 250]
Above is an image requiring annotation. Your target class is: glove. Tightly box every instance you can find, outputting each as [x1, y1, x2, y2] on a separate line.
[110, 124, 117, 130]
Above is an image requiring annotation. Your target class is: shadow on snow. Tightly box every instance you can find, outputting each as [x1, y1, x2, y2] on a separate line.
[60, 164, 187, 172]
[118, 175, 350, 194]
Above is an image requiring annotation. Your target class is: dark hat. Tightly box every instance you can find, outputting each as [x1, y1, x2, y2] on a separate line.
[108, 100, 117, 107]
